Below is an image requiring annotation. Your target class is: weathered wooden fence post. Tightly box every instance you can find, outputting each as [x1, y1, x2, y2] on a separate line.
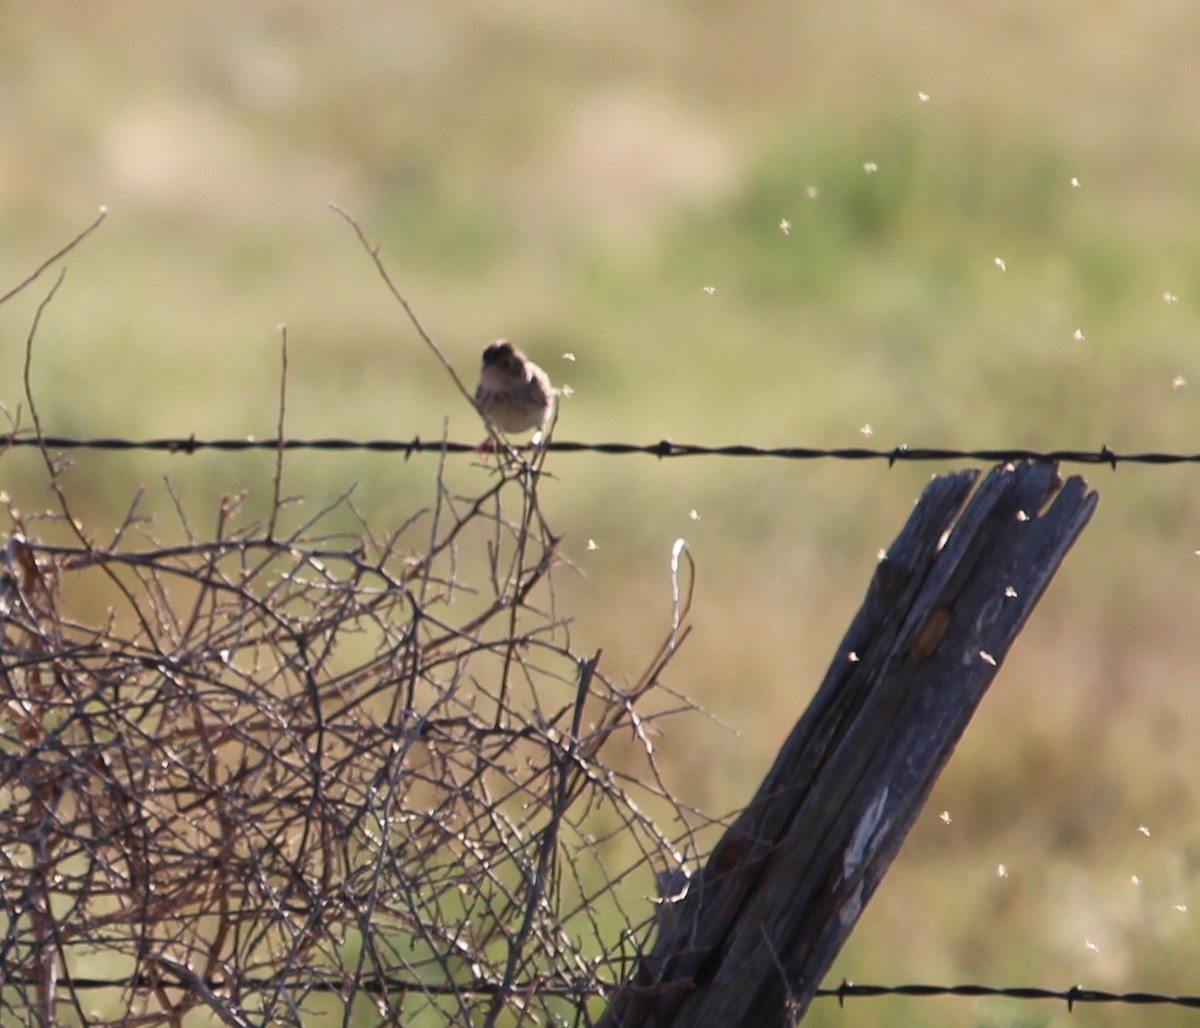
[600, 461, 1098, 1027]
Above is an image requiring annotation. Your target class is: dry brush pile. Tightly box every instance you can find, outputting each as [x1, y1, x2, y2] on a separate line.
[0, 222, 707, 1026]
[0, 443, 704, 1027]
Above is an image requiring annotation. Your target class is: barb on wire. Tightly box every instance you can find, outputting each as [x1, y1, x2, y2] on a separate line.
[0, 432, 1194, 466]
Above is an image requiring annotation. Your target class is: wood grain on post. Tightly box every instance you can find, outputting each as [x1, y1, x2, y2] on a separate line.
[600, 461, 1098, 1027]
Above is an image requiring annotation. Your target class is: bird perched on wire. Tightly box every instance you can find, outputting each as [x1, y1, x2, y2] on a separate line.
[474, 340, 556, 438]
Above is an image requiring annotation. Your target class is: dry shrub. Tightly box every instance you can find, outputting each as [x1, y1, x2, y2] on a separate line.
[0, 217, 706, 1026]
[0, 445, 704, 1027]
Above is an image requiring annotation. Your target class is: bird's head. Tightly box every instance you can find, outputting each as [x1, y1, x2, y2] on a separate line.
[480, 340, 527, 385]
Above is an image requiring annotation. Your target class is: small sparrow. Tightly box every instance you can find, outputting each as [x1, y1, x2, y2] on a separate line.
[474, 340, 555, 436]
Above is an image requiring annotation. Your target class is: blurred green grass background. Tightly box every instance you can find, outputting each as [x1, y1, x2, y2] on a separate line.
[4, 1, 1200, 1024]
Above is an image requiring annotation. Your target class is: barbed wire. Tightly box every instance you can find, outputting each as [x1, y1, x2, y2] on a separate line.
[2, 432, 1198, 466]
[4, 967, 1197, 1013]
[817, 980, 1200, 1010]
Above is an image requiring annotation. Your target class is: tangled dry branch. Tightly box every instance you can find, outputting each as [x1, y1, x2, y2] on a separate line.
[0, 446, 706, 1026]
[0, 219, 709, 1026]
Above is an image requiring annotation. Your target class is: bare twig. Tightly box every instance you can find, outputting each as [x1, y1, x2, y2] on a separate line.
[268, 323, 289, 541]
[328, 202, 541, 464]
[0, 206, 108, 308]
[328, 203, 474, 409]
